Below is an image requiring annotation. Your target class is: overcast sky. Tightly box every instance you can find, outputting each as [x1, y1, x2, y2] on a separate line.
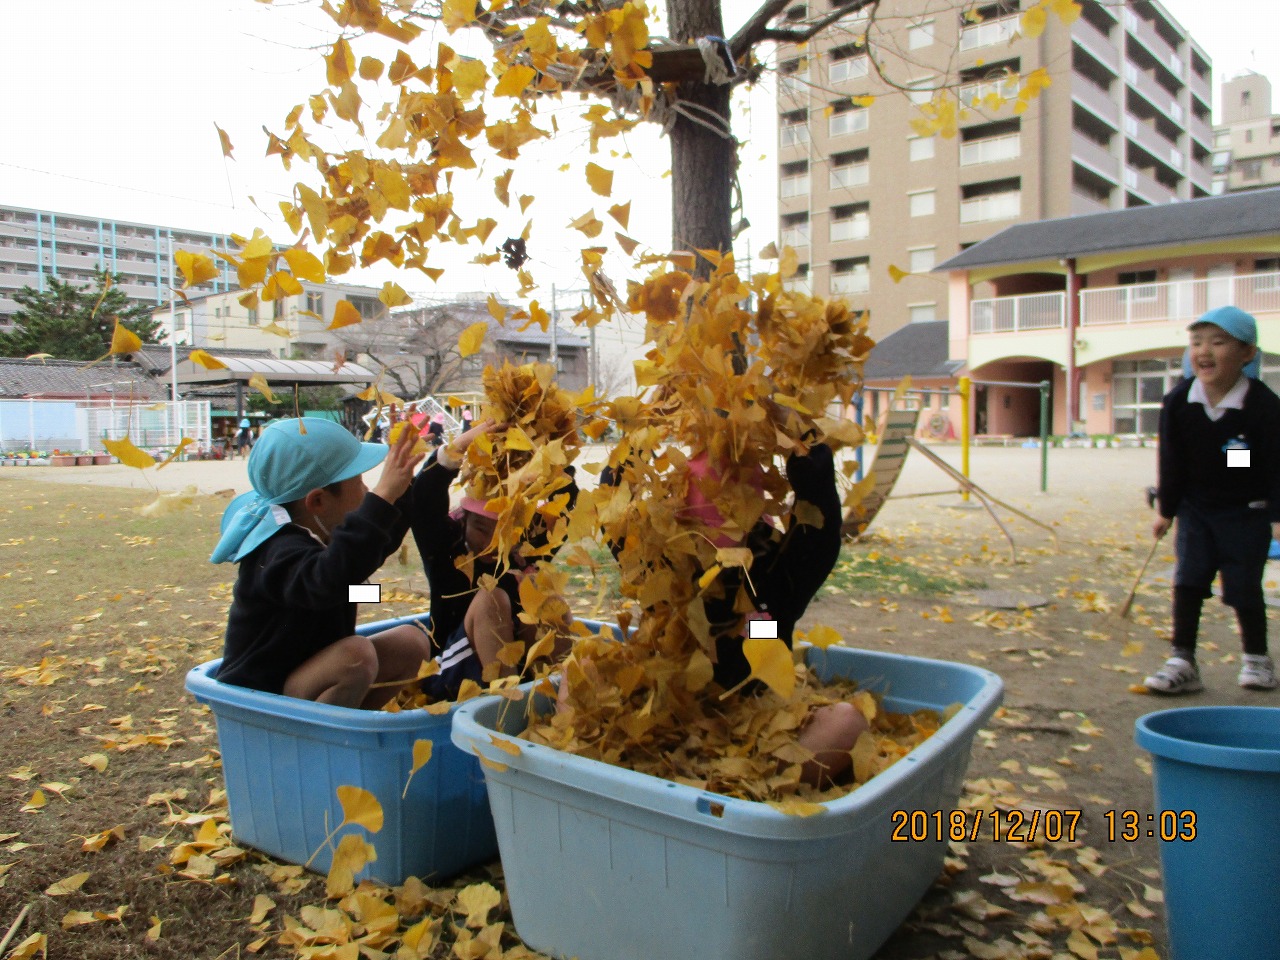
[1, 0, 1276, 304]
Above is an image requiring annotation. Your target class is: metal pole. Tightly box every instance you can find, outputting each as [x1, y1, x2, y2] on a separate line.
[958, 376, 971, 502]
[1039, 380, 1050, 493]
[549, 284, 559, 367]
[167, 237, 183, 454]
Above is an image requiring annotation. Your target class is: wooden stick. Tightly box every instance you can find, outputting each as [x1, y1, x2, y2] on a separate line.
[0, 904, 31, 956]
[1119, 536, 1164, 619]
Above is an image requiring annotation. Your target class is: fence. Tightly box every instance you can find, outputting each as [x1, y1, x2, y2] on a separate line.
[0, 399, 212, 454]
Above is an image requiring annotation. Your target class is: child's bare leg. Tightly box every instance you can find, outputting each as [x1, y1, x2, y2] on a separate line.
[283, 634, 378, 708]
[362, 624, 433, 709]
[464, 586, 516, 674]
[797, 702, 869, 789]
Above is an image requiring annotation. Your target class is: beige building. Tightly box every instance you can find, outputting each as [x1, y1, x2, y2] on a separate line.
[1212, 73, 1280, 195]
[775, 0, 1212, 343]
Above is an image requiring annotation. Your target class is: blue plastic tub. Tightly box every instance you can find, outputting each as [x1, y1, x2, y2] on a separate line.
[185, 612, 497, 886]
[1135, 707, 1280, 960]
[451, 644, 1003, 960]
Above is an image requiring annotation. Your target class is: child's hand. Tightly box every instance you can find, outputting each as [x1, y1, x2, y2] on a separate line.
[1153, 517, 1171, 540]
[445, 418, 506, 460]
[372, 421, 426, 503]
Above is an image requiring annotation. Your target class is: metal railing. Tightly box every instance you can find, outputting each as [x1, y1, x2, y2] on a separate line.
[970, 292, 1065, 334]
[959, 16, 1017, 51]
[1080, 272, 1280, 326]
[960, 133, 1021, 166]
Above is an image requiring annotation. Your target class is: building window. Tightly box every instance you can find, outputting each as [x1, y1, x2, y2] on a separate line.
[908, 190, 935, 217]
[829, 103, 869, 137]
[908, 303, 937, 323]
[829, 203, 869, 242]
[248, 307, 259, 325]
[306, 291, 324, 315]
[1111, 358, 1181, 434]
[781, 110, 809, 147]
[828, 49, 869, 84]
[1242, 90, 1252, 107]
[785, 263, 811, 295]
[781, 160, 810, 198]
[830, 257, 870, 295]
[780, 213, 810, 249]
[1118, 269, 1160, 302]
[829, 149, 870, 188]
[1239, 158, 1263, 180]
[1245, 129, 1254, 144]
[908, 247, 936, 273]
[909, 136, 936, 161]
[906, 77, 937, 106]
[907, 20, 935, 49]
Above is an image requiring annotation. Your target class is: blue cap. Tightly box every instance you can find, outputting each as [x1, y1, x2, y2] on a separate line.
[1184, 305, 1262, 380]
[239, 418, 251, 428]
[211, 417, 387, 563]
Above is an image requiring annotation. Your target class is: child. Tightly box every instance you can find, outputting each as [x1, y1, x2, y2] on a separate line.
[1145, 305, 1280, 694]
[409, 420, 577, 697]
[235, 418, 253, 459]
[211, 417, 432, 709]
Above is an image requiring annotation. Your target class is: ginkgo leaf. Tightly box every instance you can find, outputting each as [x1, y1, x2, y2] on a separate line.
[189, 349, 228, 370]
[401, 740, 434, 799]
[155, 438, 196, 470]
[282, 247, 325, 283]
[214, 123, 234, 158]
[615, 233, 639, 256]
[20, 790, 46, 812]
[336, 785, 383, 833]
[568, 210, 603, 238]
[325, 832, 376, 898]
[249, 894, 275, 925]
[102, 437, 156, 470]
[79, 753, 109, 772]
[607, 201, 630, 228]
[109, 321, 142, 356]
[248, 373, 276, 403]
[379, 281, 412, 307]
[328, 299, 363, 329]
[441, 0, 476, 31]
[742, 637, 795, 700]
[455, 882, 501, 928]
[358, 56, 384, 81]
[799, 624, 842, 649]
[453, 59, 488, 100]
[46, 872, 90, 896]
[585, 162, 613, 197]
[494, 64, 536, 97]
[174, 250, 219, 288]
[888, 264, 909, 283]
[458, 321, 487, 358]
[6, 933, 46, 959]
[261, 322, 291, 338]
[1021, 4, 1048, 37]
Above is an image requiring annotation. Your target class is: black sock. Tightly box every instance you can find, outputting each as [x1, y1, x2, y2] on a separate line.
[1236, 605, 1269, 657]
[1171, 586, 1203, 661]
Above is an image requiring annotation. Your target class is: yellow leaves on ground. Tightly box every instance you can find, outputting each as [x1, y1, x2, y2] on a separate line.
[174, 250, 218, 288]
[188, 349, 228, 370]
[457, 321, 487, 358]
[455, 882, 501, 928]
[45, 871, 90, 895]
[326, 833, 377, 899]
[328, 299, 363, 330]
[108, 321, 142, 356]
[742, 638, 796, 700]
[101, 437, 157, 470]
[336, 785, 383, 833]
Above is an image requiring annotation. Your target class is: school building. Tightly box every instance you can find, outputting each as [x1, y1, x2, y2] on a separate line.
[863, 186, 1280, 439]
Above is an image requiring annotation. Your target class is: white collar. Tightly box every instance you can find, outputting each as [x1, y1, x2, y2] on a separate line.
[1188, 375, 1248, 421]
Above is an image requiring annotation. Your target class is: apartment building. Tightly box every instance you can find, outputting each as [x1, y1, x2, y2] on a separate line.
[0, 205, 240, 329]
[1212, 73, 1280, 195]
[776, 0, 1212, 342]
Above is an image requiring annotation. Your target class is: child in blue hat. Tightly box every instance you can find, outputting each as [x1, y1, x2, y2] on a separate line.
[211, 417, 432, 708]
[1145, 305, 1280, 694]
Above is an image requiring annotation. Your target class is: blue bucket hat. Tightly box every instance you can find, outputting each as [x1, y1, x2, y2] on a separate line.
[1182, 305, 1262, 380]
[211, 417, 387, 563]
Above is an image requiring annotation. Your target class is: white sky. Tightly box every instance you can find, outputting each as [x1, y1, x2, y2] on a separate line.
[1, 0, 1276, 305]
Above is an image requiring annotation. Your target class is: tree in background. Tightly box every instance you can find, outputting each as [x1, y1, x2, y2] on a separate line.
[0, 270, 165, 361]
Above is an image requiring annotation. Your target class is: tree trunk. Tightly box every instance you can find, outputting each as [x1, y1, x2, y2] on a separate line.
[667, 0, 734, 277]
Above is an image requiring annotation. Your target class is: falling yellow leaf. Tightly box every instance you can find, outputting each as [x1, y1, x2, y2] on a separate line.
[458, 321, 487, 358]
[401, 740, 434, 799]
[214, 123, 234, 158]
[336, 785, 384, 833]
[262, 322, 291, 338]
[102, 438, 157, 470]
[455, 882, 501, 928]
[441, 0, 476, 31]
[46, 872, 90, 896]
[607, 201, 630, 228]
[174, 250, 219, 288]
[742, 638, 795, 700]
[887, 264, 909, 284]
[379, 281, 413, 307]
[1021, 4, 1049, 37]
[155, 438, 196, 470]
[494, 64, 536, 97]
[248, 373, 276, 403]
[585, 162, 613, 197]
[568, 210, 603, 238]
[615, 233, 639, 256]
[326, 832, 377, 898]
[328, 299, 363, 329]
[109, 321, 142, 356]
[189, 349, 228, 370]
[282, 247, 326, 283]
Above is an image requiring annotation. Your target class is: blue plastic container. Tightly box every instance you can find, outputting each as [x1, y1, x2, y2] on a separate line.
[451, 645, 1003, 960]
[185, 612, 497, 886]
[1135, 707, 1280, 960]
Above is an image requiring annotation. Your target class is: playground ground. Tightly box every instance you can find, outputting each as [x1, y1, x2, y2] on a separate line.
[2, 442, 1273, 958]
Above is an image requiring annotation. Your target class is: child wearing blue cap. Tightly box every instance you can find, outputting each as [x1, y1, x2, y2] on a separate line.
[211, 417, 432, 708]
[1145, 305, 1280, 694]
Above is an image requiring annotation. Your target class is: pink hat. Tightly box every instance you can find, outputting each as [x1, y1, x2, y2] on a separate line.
[460, 496, 499, 519]
[431, 413, 446, 425]
[684, 453, 766, 548]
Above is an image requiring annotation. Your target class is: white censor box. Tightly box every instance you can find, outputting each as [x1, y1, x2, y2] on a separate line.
[746, 617, 779, 640]
[348, 584, 381, 603]
[1227, 448, 1251, 468]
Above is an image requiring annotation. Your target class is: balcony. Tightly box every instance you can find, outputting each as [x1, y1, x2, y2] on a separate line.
[1071, 132, 1119, 180]
[971, 292, 1065, 334]
[780, 174, 810, 199]
[1125, 64, 1180, 123]
[959, 16, 1017, 52]
[829, 56, 868, 85]
[1080, 272, 1280, 326]
[1071, 77, 1120, 129]
[781, 123, 809, 148]
[1124, 11, 1183, 84]
[778, 71, 810, 101]
[829, 109, 869, 138]
[960, 191, 1021, 224]
[1072, 16, 1119, 73]
[958, 75, 1020, 111]
[1123, 165, 1178, 205]
[829, 216, 869, 243]
[1189, 113, 1212, 151]
[960, 133, 1020, 166]
[830, 271, 869, 296]
[1189, 67, 1211, 107]
[1071, 190, 1112, 215]
[780, 224, 810, 249]
[1124, 116, 1183, 175]
[829, 163, 869, 189]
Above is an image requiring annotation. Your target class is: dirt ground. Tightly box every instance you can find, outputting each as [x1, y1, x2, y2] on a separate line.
[2, 444, 1274, 959]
